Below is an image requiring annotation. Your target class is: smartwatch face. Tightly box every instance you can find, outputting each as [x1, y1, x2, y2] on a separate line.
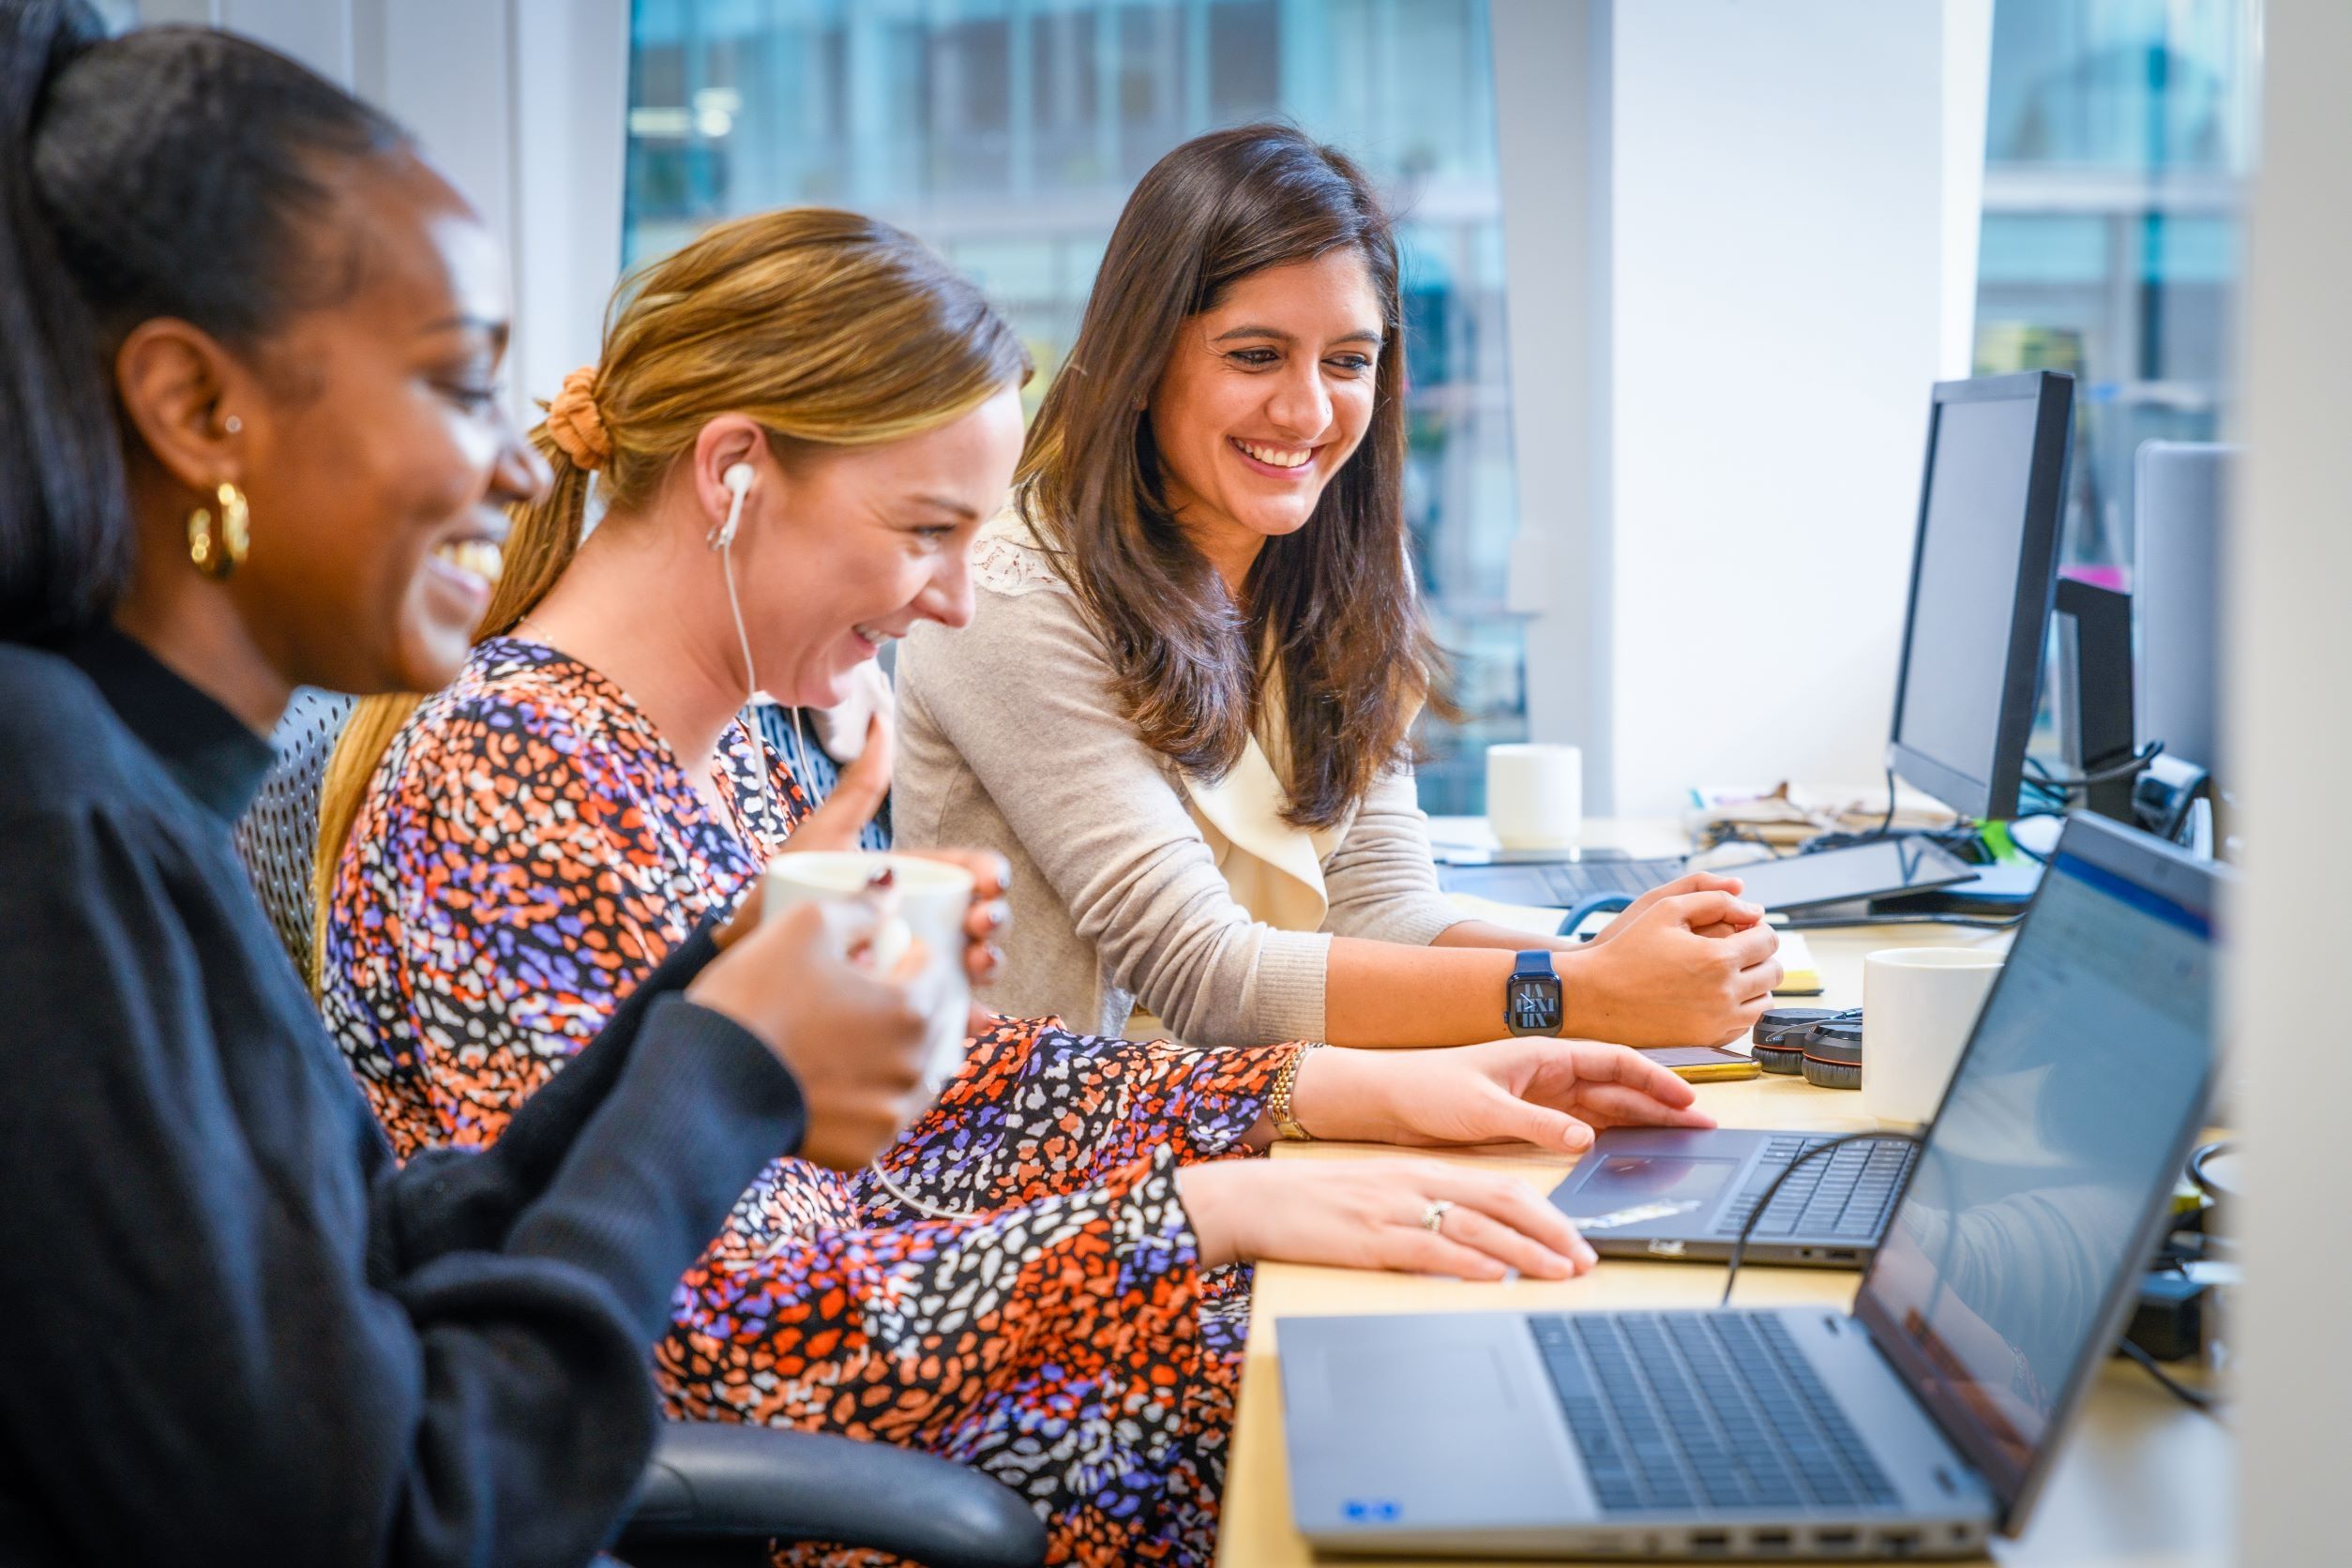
[1509, 976, 1562, 1034]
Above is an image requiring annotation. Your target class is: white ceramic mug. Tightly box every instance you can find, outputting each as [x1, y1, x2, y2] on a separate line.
[763, 851, 974, 1094]
[1486, 743, 1583, 851]
[1860, 947, 2004, 1126]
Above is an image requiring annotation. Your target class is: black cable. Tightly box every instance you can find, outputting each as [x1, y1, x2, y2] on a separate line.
[1718, 1133, 2230, 1422]
[1721, 1130, 1926, 1307]
[1696, 822, 1796, 858]
[2118, 1337, 2228, 1423]
[2020, 778, 2071, 814]
[2023, 741, 2165, 792]
[2187, 1140, 2237, 1202]
[2002, 808, 2067, 866]
[1796, 766, 1903, 855]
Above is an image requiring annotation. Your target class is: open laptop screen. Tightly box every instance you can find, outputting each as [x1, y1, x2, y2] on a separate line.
[1853, 826, 2215, 1527]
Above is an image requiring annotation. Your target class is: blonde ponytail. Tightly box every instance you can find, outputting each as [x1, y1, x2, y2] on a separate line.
[308, 427, 594, 988]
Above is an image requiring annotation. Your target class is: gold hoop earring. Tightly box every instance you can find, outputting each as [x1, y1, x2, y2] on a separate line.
[188, 481, 250, 579]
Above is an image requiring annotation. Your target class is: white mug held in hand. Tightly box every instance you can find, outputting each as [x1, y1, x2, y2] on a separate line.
[763, 852, 975, 1096]
[1861, 947, 2004, 1126]
[1486, 743, 1582, 852]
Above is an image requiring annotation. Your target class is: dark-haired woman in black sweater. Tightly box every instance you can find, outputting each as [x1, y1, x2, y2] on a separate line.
[0, 5, 941, 1562]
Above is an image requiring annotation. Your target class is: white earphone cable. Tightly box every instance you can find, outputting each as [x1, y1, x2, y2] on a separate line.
[716, 475, 982, 1230]
[861, 1154, 983, 1224]
[712, 475, 781, 833]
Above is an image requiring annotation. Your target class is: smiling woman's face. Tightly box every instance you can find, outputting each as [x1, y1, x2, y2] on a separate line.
[1143, 248, 1383, 566]
[747, 385, 1027, 708]
[226, 158, 548, 696]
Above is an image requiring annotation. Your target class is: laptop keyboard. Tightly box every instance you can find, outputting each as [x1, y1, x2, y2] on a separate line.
[1531, 858, 1685, 903]
[1713, 1136, 1919, 1241]
[1530, 1311, 1901, 1515]
[1436, 857, 1684, 909]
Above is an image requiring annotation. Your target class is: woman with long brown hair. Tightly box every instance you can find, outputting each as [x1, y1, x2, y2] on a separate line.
[897, 122, 1782, 1050]
[312, 204, 1716, 1563]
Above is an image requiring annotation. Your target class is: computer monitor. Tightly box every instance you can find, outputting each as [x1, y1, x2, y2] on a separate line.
[2134, 441, 2232, 792]
[1885, 371, 2075, 821]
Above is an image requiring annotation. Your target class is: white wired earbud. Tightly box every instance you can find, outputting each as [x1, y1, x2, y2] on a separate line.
[709, 460, 761, 700]
[713, 460, 754, 550]
[709, 459, 783, 834]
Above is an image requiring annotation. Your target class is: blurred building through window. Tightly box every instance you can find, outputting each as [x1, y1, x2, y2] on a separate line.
[624, 0, 1525, 812]
[1972, 0, 2259, 581]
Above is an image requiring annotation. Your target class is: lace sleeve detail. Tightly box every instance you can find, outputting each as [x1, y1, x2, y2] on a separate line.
[970, 515, 1070, 597]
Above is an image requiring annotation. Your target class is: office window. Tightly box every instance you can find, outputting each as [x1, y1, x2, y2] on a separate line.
[1970, 0, 2259, 579]
[623, 0, 1523, 812]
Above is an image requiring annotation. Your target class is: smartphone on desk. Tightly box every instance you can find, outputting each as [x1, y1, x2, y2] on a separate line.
[1636, 1045, 1760, 1082]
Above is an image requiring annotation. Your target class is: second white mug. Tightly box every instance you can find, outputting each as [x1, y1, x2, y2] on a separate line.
[1860, 946, 2004, 1126]
[1486, 742, 1583, 851]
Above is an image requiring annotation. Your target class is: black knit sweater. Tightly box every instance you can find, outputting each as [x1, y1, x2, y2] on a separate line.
[0, 630, 806, 1565]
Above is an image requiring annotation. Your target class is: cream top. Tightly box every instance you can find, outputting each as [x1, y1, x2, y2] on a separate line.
[893, 516, 1466, 1046]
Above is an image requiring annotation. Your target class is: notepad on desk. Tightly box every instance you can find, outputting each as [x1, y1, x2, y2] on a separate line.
[1767, 928, 1822, 994]
[1443, 892, 1823, 995]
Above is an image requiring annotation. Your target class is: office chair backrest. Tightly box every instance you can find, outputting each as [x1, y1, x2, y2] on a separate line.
[234, 687, 354, 980]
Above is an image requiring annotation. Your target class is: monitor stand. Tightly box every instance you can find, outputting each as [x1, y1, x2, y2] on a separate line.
[2053, 579, 2141, 822]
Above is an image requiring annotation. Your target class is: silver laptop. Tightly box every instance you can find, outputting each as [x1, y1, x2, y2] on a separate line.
[1550, 1125, 1919, 1268]
[1280, 814, 2217, 1559]
[1435, 835, 1979, 915]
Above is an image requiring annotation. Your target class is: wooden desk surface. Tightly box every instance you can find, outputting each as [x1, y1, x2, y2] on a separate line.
[1215, 822, 2233, 1567]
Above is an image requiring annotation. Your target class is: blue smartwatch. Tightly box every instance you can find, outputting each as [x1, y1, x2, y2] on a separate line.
[1505, 949, 1564, 1037]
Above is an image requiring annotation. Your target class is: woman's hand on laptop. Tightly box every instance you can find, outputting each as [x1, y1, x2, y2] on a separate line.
[1177, 1158, 1597, 1279]
[1286, 1039, 1716, 1156]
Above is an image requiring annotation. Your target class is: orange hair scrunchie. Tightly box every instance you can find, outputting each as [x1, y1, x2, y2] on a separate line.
[545, 366, 612, 472]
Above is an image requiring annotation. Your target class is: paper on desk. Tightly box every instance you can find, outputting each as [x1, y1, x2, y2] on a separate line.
[1771, 929, 1822, 995]
[1447, 892, 1824, 995]
[1688, 780, 1958, 848]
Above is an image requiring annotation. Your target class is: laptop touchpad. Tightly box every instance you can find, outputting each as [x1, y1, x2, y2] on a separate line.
[1568, 1154, 1741, 1211]
[1329, 1343, 1514, 1420]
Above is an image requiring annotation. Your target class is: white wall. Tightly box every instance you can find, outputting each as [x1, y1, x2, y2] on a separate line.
[505, 0, 630, 415]
[1492, 0, 1615, 807]
[1495, 2, 1992, 816]
[1939, 0, 1994, 380]
[1606, 0, 1968, 814]
[2233, 0, 2352, 1553]
[134, 0, 626, 425]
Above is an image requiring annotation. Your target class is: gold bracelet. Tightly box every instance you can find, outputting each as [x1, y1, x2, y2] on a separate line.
[1267, 1041, 1322, 1142]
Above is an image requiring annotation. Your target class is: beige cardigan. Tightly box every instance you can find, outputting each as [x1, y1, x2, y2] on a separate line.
[894, 520, 1466, 1047]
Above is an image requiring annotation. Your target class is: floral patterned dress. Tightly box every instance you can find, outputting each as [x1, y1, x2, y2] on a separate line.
[320, 637, 1302, 1565]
